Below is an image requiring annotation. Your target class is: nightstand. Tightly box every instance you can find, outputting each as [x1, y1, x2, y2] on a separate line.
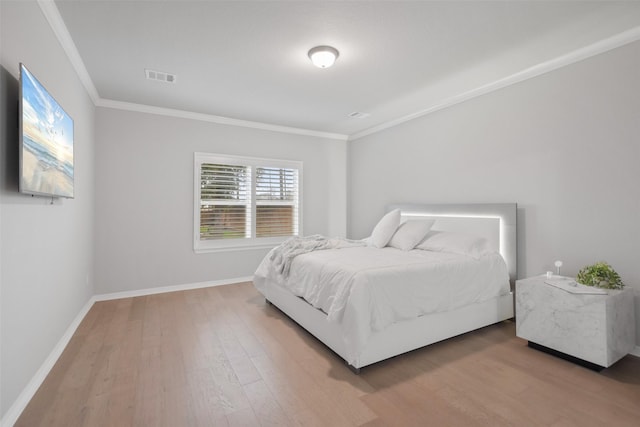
[515, 275, 635, 369]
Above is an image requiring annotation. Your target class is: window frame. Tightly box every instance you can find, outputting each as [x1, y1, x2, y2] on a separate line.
[194, 152, 303, 253]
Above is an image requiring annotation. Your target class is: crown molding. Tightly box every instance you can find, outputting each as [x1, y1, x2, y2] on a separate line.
[37, 0, 100, 104]
[39, 0, 640, 143]
[38, 0, 347, 141]
[96, 98, 348, 141]
[349, 25, 640, 141]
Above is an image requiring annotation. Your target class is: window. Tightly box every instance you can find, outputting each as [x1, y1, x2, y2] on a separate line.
[194, 153, 302, 252]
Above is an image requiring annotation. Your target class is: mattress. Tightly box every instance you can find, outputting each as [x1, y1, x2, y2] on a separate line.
[254, 245, 510, 363]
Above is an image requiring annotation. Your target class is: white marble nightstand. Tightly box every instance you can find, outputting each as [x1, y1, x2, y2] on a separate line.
[516, 275, 635, 369]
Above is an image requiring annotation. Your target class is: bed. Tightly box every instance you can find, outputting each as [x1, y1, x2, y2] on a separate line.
[253, 203, 517, 373]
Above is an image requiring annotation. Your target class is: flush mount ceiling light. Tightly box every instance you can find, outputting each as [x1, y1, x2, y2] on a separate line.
[308, 45, 339, 68]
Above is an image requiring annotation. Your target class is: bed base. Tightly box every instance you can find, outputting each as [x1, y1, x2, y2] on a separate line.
[261, 280, 514, 372]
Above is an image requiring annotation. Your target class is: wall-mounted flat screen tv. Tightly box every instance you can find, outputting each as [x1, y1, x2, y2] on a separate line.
[19, 63, 74, 199]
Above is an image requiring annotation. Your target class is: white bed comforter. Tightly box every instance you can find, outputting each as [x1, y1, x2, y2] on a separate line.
[267, 235, 366, 278]
[254, 245, 510, 363]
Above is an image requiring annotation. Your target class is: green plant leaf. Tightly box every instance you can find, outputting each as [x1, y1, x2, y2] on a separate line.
[576, 262, 624, 290]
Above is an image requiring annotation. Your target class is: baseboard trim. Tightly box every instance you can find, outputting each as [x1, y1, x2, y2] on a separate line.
[630, 346, 640, 358]
[1, 276, 253, 427]
[1, 296, 96, 427]
[94, 276, 254, 301]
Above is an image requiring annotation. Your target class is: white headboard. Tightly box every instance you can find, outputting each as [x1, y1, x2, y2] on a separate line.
[388, 203, 518, 284]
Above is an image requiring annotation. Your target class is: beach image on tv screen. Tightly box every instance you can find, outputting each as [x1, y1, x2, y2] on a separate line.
[21, 65, 74, 198]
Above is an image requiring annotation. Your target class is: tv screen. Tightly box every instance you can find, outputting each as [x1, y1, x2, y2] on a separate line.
[19, 63, 74, 199]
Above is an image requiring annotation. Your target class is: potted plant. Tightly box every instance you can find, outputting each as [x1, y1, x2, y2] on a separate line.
[576, 262, 624, 290]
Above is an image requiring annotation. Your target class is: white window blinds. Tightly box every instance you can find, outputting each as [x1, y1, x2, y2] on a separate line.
[194, 153, 302, 252]
[256, 167, 299, 238]
[200, 163, 251, 240]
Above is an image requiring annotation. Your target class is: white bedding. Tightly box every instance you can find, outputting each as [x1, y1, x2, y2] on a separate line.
[254, 246, 510, 364]
[267, 235, 366, 278]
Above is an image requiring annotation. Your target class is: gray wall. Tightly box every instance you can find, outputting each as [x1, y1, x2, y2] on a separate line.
[0, 1, 95, 417]
[348, 41, 640, 346]
[95, 107, 347, 294]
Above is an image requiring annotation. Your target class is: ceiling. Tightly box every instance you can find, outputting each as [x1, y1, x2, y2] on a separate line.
[53, 1, 640, 139]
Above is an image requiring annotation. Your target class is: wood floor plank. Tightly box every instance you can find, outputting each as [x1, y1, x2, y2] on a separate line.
[228, 355, 262, 386]
[16, 281, 640, 427]
[226, 407, 261, 427]
[296, 357, 378, 425]
[250, 354, 354, 427]
[78, 393, 109, 427]
[243, 379, 292, 426]
[248, 354, 321, 424]
[104, 383, 136, 426]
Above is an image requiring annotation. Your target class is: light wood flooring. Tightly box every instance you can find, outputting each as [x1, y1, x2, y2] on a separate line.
[17, 282, 640, 426]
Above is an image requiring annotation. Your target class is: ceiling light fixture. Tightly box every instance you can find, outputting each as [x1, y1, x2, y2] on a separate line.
[308, 45, 339, 68]
[348, 111, 370, 119]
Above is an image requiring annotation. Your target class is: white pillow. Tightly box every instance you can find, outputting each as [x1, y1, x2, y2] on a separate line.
[388, 220, 435, 251]
[370, 209, 401, 248]
[416, 231, 492, 259]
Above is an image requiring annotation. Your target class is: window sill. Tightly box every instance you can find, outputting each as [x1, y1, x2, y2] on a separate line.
[194, 242, 281, 254]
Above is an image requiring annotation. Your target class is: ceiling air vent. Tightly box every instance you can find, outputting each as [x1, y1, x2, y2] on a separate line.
[145, 68, 176, 83]
[348, 111, 370, 119]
